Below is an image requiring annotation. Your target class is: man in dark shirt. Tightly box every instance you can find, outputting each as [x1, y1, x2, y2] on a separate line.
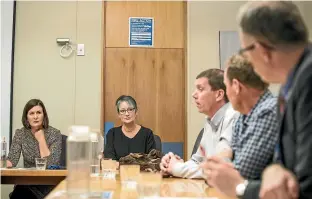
[201, 1, 312, 199]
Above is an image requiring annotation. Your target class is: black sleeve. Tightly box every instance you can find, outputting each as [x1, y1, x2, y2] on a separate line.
[243, 180, 261, 199]
[294, 77, 312, 199]
[145, 130, 156, 153]
[104, 128, 117, 160]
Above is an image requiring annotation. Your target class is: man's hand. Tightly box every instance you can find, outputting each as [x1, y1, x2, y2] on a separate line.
[160, 152, 183, 176]
[160, 153, 171, 175]
[200, 156, 244, 197]
[259, 164, 299, 199]
[166, 153, 184, 174]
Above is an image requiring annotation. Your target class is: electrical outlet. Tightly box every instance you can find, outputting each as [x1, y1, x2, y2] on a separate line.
[77, 44, 85, 56]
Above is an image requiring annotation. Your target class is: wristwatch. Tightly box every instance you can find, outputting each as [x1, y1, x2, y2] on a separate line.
[236, 180, 249, 199]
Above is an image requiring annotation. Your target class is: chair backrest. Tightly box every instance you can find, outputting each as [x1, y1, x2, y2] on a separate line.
[154, 134, 162, 152]
[191, 128, 204, 157]
[60, 134, 68, 167]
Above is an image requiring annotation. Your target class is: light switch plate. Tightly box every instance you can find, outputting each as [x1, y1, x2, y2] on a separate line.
[77, 44, 85, 56]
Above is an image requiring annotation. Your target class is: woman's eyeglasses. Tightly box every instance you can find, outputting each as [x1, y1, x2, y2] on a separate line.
[119, 108, 136, 115]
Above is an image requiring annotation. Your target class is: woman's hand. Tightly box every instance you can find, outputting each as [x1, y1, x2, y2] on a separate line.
[34, 129, 46, 142]
[33, 129, 51, 158]
[6, 160, 13, 168]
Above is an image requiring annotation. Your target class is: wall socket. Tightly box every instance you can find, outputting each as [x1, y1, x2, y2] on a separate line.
[77, 44, 85, 56]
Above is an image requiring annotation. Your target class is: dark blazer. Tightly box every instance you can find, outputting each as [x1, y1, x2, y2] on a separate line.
[244, 44, 312, 199]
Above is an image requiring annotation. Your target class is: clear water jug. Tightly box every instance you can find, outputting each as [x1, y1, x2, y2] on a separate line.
[90, 131, 104, 176]
[66, 126, 91, 198]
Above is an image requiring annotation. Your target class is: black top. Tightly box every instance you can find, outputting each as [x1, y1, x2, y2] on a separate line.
[104, 126, 156, 161]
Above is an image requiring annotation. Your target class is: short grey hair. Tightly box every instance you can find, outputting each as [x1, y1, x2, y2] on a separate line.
[237, 1, 308, 48]
[115, 95, 137, 113]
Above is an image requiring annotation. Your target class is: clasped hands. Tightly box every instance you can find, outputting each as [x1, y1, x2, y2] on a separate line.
[160, 152, 183, 176]
[200, 156, 299, 199]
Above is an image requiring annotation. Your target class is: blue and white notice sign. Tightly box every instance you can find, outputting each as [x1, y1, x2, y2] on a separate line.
[129, 17, 154, 47]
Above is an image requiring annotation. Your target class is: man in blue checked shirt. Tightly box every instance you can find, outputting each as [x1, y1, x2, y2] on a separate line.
[216, 54, 278, 180]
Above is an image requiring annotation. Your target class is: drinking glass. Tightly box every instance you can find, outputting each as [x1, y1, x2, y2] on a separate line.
[35, 158, 47, 170]
[120, 165, 140, 189]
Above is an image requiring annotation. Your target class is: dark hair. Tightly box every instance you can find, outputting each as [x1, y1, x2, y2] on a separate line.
[226, 54, 269, 90]
[238, 1, 308, 48]
[115, 95, 138, 113]
[196, 69, 228, 102]
[22, 99, 49, 129]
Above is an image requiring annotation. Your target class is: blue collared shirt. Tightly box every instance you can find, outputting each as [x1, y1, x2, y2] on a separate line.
[232, 90, 279, 179]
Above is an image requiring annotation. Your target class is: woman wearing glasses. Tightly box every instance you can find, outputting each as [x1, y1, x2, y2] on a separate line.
[104, 95, 156, 160]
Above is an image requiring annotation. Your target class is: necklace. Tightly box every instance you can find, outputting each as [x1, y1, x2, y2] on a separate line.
[123, 125, 136, 133]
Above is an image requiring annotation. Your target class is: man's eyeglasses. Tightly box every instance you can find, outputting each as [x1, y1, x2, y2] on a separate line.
[238, 42, 275, 55]
[119, 108, 136, 115]
[238, 44, 255, 55]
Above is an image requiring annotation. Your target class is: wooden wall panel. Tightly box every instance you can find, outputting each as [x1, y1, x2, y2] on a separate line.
[104, 48, 157, 130]
[157, 49, 185, 142]
[105, 1, 184, 48]
[104, 48, 184, 142]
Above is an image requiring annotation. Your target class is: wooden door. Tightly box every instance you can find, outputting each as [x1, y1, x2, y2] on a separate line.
[102, 1, 187, 158]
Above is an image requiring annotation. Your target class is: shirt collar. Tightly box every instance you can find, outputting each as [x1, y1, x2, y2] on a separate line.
[206, 103, 229, 131]
[243, 89, 273, 125]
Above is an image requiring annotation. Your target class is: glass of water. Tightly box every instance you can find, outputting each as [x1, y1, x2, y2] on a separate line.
[120, 165, 140, 188]
[101, 159, 117, 179]
[137, 172, 162, 199]
[35, 158, 47, 170]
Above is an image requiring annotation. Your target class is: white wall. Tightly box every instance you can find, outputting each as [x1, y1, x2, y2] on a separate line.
[1, 0, 14, 148]
[303, 2, 312, 39]
[12, 1, 102, 136]
[1, 1, 102, 198]
[0, 1, 15, 197]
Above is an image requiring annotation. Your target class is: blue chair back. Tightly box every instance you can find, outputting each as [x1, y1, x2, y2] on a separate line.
[153, 134, 162, 152]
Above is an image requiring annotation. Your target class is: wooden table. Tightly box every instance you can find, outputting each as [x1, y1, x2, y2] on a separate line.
[1, 169, 67, 185]
[46, 174, 235, 199]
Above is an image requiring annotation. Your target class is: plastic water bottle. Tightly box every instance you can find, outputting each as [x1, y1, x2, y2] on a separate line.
[0, 137, 7, 168]
[66, 126, 91, 198]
